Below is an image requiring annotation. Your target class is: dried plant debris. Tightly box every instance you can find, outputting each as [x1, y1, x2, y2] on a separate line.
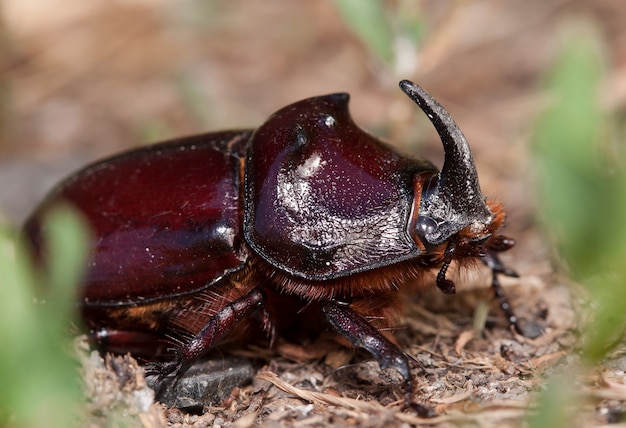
[71, 273, 626, 427]
[76, 338, 167, 427]
[75, 274, 588, 427]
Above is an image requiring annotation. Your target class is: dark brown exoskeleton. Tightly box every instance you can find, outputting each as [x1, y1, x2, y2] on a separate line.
[24, 80, 535, 412]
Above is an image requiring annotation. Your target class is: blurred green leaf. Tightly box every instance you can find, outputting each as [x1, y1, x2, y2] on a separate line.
[0, 205, 90, 427]
[527, 377, 575, 428]
[533, 26, 626, 363]
[533, 29, 607, 278]
[333, 0, 394, 64]
[332, 0, 424, 77]
[136, 117, 173, 146]
[175, 72, 213, 128]
[396, 0, 424, 46]
[531, 20, 626, 425]
[43, 205, 91, 299]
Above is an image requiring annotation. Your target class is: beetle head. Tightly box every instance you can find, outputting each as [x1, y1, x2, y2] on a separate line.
[399, 80, 494, 247]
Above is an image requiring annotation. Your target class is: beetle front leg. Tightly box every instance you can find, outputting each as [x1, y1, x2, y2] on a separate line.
[148, 289, 264, 379]
[483, 248, 521, 330]
[483, 236, 542, 338]
[322, 301, 434, 416]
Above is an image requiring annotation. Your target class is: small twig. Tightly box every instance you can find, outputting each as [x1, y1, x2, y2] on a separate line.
[256, 370, 387, 412]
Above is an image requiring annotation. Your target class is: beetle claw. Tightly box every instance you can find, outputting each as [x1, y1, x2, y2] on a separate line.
[514, 320, 544, 339]
[322, 301, 434, 413]
[144, 359, 181, 381]
[143, 344, 185, 381]
[490, 270, 542, 338]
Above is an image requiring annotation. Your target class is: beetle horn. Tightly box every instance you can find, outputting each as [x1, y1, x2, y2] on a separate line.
[399, 80, 493, 245]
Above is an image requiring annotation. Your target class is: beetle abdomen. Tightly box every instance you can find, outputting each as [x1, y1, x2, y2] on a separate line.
[25, 131, 252, 305]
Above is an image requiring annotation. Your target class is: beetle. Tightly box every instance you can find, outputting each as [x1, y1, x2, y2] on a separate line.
[24, 80, 532, 408]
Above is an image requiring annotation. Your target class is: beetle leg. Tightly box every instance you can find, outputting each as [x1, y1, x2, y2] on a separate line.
[483, 238, 518, 278]
[483, 235, 520, 333]
[483, 247, 521, 332]
[322, 301, 434, 416]
[148, 289, 265, 380]
[181, 289, 264, 369]
[483, 245, 542, 338]
[489, 269, 520, 331]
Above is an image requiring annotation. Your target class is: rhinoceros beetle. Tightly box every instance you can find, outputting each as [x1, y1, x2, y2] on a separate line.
[24, 80, 534, 409]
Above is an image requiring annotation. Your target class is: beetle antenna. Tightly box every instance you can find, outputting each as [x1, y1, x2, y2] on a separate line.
[436, 261, 455, 294]
[435, 241, 456, 294]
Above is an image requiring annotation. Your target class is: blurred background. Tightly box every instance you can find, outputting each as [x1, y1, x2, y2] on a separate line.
[0, 0, 623, 230]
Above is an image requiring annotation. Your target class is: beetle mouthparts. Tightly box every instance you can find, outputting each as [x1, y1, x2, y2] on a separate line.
[399, 80, 493, 245]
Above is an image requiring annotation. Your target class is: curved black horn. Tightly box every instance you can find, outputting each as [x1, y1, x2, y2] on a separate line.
[399, 80, 493, 245]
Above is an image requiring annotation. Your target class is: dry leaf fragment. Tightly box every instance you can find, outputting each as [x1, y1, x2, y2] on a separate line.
[431, 381, 474, 404]
[455, 330, 476, 355]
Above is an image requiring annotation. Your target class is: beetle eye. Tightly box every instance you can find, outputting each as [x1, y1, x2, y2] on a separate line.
[416, 216, 437, 242]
